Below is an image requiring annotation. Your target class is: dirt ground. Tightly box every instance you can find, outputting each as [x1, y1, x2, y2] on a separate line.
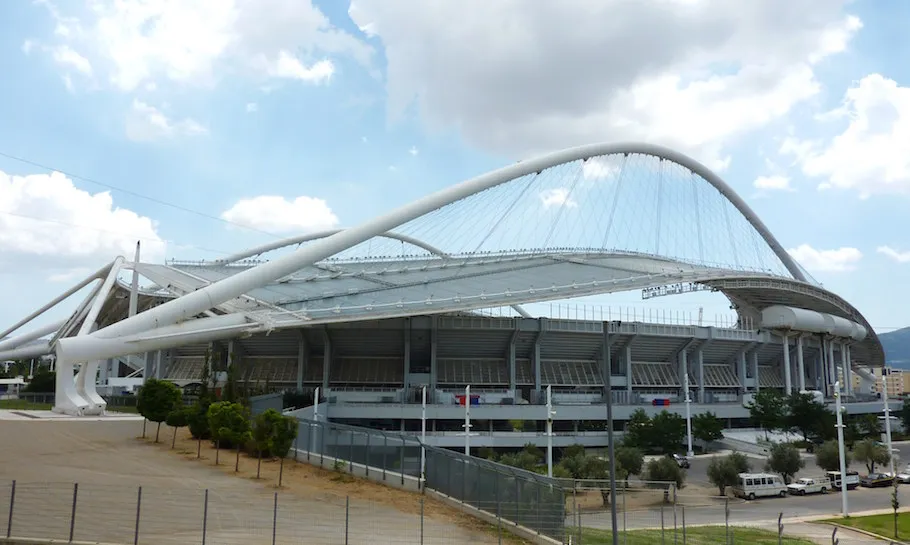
[0, 418, 533, 545]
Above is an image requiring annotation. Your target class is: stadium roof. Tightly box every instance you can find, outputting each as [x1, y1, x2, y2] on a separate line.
[0, 142, 884, 368]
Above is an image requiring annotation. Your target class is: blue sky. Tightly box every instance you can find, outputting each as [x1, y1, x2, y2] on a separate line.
[0, 0, 908, 335]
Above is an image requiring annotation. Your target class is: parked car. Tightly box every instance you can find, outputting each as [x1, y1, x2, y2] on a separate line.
[786, 477, 830, 496]
[732, 473, 787, 500]
[895, 465, 910, 484]
[860, 473, 895, 488]
[671, 453, 690, 469]
[826, 470, 860, 491]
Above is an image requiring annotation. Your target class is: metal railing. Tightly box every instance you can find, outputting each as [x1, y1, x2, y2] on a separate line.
[293, 418, 567, 541]
[0, 480, 555, 545]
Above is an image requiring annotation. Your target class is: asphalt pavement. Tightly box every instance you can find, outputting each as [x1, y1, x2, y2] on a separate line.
[576, 485, 901, 530]
[574, 443, 910, 532]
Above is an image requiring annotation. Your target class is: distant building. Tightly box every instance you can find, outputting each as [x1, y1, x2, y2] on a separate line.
[853, 366, 910, 397]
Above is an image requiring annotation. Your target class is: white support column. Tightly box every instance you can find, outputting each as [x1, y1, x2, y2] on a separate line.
[796, 335, 806, 392]
[738, 352, 747, 395]
[845, 345, 853, 395]
[828, 340, 836, 396]
[841, 343, 851, 397]
[625, 345, 633, 396]
[696, 349, 705, 403]
[782, 334, 792, 395]
[296, 336, 306, 391]
[546, 385, 555, 478]
[751, 351, 760, 392]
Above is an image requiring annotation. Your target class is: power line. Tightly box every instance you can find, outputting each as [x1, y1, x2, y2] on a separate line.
[0, 150, 281, 238]
[0, 209, 230, 256]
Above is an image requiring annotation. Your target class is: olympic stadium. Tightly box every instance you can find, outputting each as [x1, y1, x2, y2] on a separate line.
[0, 142, 892, 451]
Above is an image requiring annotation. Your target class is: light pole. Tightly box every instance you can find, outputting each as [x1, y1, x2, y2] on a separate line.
[684, 374, 694, 458]
[546, 385, 556, 478]
[882, 388, 896, 477]
[312, 386, 320, 453]
[464, 384, 472, 456]
[835, 381, 849, 517]
[421, 385, 427, 487]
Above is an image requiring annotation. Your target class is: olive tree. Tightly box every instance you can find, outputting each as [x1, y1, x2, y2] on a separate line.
[137, 379, 182, 443]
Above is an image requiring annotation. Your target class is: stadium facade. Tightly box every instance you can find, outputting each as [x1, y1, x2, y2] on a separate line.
[0, 142, 891, 450]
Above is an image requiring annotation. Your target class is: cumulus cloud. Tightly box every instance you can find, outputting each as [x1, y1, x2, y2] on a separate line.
[781, 74, 910, 197]
[29, 0, 371, 92]
[348, 1, 861, 167]
[787, 244, 862, 272]
[220, 195, 340, 233]
[753, 175, 794, 192]
[125, 100, 207, 142]
[877, 246, 910, 263]
[0, 169, 166, 276]
[539, 188, 578, 209]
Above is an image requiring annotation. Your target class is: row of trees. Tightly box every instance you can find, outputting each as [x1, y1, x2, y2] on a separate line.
[707, 436, 895, 495]
[136, 378, 298, 483]
[624, 409, 724, 454]
[483, 442, 685, 504]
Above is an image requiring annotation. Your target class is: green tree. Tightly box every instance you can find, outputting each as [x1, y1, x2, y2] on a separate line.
[707, 452, 752, 496]
[899, 398, 910, 433]
[853, 438, 890, 474]
[692, 411, 725, 450]
[499, 451, 541, 472]
[643, 457, 686, 490]
[787, 392, 834, 442]
[815, 440, 852, 472]
[165, 407, 189, 449]
[650, 411, 686, 454]
[623, 409, 652, 449]
[207, 401, 250, 466]
[856, 413, 883, 439]
[615, 446, 644, 485]
[252, 409, 299, 485]
[24, 367, 55, 393]
[137, 379, 182, 443]
[748, 390, 788, 435]
[765, 442, 804, 484]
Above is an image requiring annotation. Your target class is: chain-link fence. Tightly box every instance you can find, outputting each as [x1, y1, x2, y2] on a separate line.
[294, 418, 566, 542]
[0, 480, 561, 545]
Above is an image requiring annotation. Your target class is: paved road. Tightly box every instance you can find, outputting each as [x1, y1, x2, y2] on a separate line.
[683, 440, 910, 484]
[575, 482, 902, 530]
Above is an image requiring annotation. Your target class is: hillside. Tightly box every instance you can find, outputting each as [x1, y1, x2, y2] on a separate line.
[879, 327, 910, 368]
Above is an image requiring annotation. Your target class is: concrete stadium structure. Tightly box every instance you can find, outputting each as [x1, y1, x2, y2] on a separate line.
[0, 142, 891, 450]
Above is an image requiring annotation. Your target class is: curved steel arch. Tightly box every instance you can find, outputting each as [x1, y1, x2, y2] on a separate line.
[79, 142, 807, 344]
[211, 229, 532, 318]
[217, 229, 451, 264]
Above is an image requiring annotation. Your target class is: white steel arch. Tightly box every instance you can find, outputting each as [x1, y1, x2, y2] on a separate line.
[74, 142, 806, 343]
[44, 142, 841, 414]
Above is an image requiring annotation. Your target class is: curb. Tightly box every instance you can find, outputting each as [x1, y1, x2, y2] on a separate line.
[815, 521, 909, 544]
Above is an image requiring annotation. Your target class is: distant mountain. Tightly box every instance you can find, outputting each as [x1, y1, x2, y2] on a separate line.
[879, 327, 910, 369]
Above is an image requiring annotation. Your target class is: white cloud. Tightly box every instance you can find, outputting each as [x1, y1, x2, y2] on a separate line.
[220, 195, 339, 233]
[582, 157, 619, 180]
[539, 188, 578, 209]
[348, 1, 861, 167]
[781, 74, 910, 196]
[877, 246, 910, 263]
[260, 52, 334, 83]
[245, 102, 258, 113]
[408, 146, 419, 156]
[31, 0, 371, 92]
[125, 100, 208, 141]
[753, 175, 793, 192]
[787, 244, 862, 272]
[51, 44, 92, 75]
[0, 170, 166, 275]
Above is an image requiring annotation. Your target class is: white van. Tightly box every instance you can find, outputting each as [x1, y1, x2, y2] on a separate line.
[732, 473, 787, 500]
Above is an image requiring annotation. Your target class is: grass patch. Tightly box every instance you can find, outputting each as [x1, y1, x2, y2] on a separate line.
[0, 399, 138, 413]
[575, 525, 816, 545]
[0, 400, 52, 410]
[823, 512, 910, 541]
